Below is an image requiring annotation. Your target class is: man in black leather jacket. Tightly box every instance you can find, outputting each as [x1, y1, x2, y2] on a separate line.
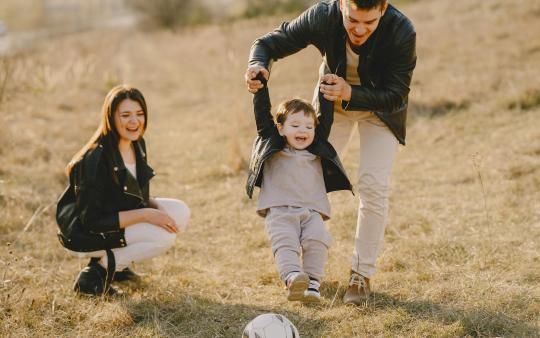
[245, 0, 416, 305]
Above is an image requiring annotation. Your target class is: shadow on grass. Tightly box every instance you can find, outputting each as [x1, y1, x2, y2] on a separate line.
[124, 293, 325, 338]
[321, 282, 539, 337]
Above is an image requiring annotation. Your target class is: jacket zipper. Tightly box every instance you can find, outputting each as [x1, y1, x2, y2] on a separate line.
[124, 190, 144, 202]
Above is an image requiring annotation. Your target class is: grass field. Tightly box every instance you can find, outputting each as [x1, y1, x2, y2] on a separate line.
[1, 0, 540, 336]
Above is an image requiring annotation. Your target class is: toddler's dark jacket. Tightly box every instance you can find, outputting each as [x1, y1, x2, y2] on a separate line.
[246, 75, 352, 198]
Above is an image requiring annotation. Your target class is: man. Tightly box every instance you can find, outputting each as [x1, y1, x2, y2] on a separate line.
[245, 0, 416, 305]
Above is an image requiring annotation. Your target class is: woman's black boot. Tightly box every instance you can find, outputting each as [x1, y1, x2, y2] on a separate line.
[113, 267, 140, 282]
[73, 251, 116, 296]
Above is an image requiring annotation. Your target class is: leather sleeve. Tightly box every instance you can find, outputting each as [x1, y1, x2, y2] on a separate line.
[248, 3, 328, 70]
[343, 26, 417, 114]
[315, 85, 335, 141]
[253, 74, 279, 139]
[79, 160, 121, 234]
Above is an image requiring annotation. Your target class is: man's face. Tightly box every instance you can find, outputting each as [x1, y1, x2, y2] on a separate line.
[340, 0, 387, 46]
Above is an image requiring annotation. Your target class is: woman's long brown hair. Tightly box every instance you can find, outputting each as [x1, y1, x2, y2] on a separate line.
[66, 85, 148, 176]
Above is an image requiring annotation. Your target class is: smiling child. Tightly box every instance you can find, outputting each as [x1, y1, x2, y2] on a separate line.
[246, 75, 352, 302]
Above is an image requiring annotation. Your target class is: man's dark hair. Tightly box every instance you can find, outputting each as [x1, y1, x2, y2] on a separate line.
[350, 0, 387, 10]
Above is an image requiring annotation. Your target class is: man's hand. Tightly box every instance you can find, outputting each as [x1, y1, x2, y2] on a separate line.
[319, 74, 352, 102]
[245, 66, 270, 93]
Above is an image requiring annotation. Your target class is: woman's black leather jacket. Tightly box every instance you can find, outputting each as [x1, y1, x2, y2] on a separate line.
[56, 135, 155, 252]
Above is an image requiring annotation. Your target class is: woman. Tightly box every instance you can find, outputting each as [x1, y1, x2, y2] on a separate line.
[56, 85, 190, 296]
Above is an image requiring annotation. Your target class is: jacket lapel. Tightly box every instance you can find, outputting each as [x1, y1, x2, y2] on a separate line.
[134, 140, 155, 188]
[111, 139, 155, 202]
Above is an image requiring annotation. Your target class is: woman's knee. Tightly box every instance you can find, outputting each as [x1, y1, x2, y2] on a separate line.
[155, 198, 190, 231]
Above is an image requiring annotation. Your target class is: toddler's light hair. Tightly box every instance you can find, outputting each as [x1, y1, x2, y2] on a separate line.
[275, 98, 318, 126]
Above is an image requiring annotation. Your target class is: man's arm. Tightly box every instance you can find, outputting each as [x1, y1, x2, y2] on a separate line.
[246, 2, 329, 92]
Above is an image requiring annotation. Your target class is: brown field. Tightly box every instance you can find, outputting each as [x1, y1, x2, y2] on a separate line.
[1, 0, 540, 336]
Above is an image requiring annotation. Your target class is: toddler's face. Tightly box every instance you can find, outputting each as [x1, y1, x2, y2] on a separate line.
[278, 111, 316, 150]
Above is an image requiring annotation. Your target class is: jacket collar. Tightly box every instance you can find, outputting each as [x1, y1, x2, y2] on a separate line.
[100, 135, 155, 201]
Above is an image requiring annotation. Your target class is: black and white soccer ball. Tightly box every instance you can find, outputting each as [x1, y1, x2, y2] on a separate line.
[242, 313, 300, 338]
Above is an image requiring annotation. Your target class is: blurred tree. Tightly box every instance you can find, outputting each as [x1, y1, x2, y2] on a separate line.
[244, 0, 316, 18]
[128, 0, 207, 30]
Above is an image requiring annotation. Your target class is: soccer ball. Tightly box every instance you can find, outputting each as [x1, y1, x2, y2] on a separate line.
[242, 313, 300, 338]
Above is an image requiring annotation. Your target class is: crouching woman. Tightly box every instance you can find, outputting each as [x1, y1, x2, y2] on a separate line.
[56, 85, 190, 296]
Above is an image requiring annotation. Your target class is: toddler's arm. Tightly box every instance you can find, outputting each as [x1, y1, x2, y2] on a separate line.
[252, 73, 279, 139]
[315, 82, 335, 140]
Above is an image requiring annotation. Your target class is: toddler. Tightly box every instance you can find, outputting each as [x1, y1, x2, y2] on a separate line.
[246, 74, 352, 302]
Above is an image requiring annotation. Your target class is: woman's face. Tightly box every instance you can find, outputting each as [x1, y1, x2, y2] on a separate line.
[114, 98, 145, 143]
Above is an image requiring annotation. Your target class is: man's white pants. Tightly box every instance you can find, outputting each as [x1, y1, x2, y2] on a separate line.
[329, 110, 398, 278]
[68, 198, 190, 271]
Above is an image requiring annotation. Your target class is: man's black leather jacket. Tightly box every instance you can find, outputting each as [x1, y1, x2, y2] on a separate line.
[246, 75, 352, 198]
[249, 0, 416, 144]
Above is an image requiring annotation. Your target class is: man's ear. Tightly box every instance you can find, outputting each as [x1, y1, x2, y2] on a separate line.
[277, 123, 284, 136]
[381, 1, 389, 15]
[339, 0, 347, 14]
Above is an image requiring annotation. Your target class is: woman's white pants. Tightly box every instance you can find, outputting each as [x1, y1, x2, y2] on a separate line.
[68, 198, 190, 271]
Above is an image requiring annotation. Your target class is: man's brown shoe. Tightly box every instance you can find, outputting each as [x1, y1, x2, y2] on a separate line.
[343, 271, 371, 305]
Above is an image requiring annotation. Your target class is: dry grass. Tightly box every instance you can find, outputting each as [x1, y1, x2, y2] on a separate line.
[1, 0, 540, 336]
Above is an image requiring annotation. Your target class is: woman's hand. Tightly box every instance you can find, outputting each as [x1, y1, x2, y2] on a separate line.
[319, 74, 352, 102]
[144, 208, 178, 233]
